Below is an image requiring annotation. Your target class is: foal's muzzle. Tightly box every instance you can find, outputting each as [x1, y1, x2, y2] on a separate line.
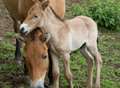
[35, 85, 44, 88]
[20, 23, 30, 35]
[32, 80, 45, 88]
[20, 27, 28, 35]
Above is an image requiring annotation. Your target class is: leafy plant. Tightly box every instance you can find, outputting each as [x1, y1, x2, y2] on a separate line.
[69, 0, 120, 31]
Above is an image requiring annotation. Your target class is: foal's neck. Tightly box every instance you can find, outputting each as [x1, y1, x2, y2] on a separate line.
[44, 7, 66, 33]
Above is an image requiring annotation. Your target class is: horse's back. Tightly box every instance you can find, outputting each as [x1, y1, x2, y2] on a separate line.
[76, 16, 98, 44]
[67, 16, 98, 36]
[66, 16, 98, 50]
[78, 16, 97, 31]
[78, 16, 98, 39]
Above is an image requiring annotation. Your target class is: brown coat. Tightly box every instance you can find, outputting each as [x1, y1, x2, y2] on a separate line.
[3, 0, 65, 21]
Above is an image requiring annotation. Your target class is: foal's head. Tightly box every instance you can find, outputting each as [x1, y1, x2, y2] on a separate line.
[24, 29, 50, 88]
[20, 0, 49, 35]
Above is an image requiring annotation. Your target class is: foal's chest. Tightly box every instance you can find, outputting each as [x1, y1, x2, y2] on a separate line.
[49, 37, 71, 56]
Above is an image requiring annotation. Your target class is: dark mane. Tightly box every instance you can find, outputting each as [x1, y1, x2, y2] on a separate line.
[49, 6, 64, 22]
[28, 28, 42, 41]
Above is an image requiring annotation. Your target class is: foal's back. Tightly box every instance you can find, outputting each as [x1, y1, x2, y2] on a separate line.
[66, 16, 98, 51]
[67, 16, 98, 39]
[68, 16, 97, 33]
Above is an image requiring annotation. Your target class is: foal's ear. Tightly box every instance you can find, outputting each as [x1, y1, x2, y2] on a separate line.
[40, 32, 51, 43]
[41, 0, 49, 10]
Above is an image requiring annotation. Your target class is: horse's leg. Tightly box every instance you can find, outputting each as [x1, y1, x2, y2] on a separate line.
[50, 52, 60, 88]
[15, 38, 22, 64]
[80, 44, 94, 88]
[87, 43, 102, 88]
[12, 18, 22, 64]
[48, 49, 54, 85]
[63, 53, 73, 88]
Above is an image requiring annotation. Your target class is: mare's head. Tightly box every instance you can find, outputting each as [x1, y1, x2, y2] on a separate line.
[20, 0, 49, 35]
[23, 28, 50, 88]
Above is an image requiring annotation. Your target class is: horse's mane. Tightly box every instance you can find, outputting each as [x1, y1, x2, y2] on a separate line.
[28, 28, 42, 41]
[49, 6, 64, 22]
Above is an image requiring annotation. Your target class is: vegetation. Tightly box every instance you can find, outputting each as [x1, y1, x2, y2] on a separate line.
[59, 33, 120, 88]
[68, 0, 120, 31]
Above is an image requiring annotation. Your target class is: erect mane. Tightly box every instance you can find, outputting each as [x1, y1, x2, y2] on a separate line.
[28, 28, 42, 41]
[49, 6, 64, 22]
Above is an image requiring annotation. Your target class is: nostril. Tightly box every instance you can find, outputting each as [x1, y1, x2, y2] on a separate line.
[20, 27, 25, 33]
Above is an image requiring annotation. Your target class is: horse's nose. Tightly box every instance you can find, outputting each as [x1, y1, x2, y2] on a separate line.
[20, 27, 25, 33]
[20, 23, 29, 35]
[32, 80, 44, 88]
[36, 81, 44, 88]
[20, 27, 28, 35]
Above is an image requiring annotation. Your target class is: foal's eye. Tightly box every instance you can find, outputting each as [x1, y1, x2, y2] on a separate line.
[33, 15, 38, 19]
[42, 54, 48, 59]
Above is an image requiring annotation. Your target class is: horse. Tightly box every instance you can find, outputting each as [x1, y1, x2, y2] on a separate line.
[19, 0, 102, 88]
[18, 28, 50, 88]
[3, 0, 65, 86]
[3, 0, 65, 63]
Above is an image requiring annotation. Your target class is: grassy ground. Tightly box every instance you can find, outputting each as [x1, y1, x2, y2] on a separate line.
[59, 32, 120, 88]
[0, 0, 120, 88]
[0, 31, 120, 88]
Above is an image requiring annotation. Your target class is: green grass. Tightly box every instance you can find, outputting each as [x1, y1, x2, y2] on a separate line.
[59, 32, 120, 88]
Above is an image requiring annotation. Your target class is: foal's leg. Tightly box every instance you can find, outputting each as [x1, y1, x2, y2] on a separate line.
[50, 52, 60, 88]
[87, 43, 102, 88]
[63, 53, 73, 88]
[80, 45, 94, 88]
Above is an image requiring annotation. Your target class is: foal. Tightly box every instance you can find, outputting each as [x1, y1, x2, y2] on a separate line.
[20, 0, 102, 88]
[21, 29, 50, 88]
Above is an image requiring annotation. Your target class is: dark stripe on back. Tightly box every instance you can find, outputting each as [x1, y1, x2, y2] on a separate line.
[49, 6, 64, 22]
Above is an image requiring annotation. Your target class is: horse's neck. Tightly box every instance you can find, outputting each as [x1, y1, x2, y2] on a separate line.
[18, 0, 33, 20]
[44, 7, 67, 35]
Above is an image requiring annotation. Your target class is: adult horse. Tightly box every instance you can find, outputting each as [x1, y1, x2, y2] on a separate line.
[20, 28, 50, 88]
[3, 0, 65, 87]
[20, 0, 102, 88]
[3, 0, 65, 63]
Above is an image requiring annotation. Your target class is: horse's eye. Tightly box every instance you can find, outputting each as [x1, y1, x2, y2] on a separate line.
[42, 54, 48, 59]
[33, 15, 38, 19]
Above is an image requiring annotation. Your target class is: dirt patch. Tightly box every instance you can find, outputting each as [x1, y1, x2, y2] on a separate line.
[0, 0, 14, 38]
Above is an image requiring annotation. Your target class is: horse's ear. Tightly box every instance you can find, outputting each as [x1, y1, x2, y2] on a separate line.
[41, 0, 49, 10]
[40, 32, 51, 43]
